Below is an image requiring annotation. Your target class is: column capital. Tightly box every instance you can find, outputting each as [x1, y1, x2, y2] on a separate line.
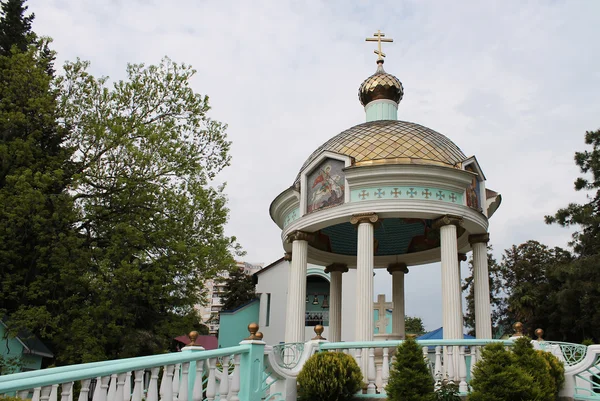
[387, 262, 409, 274]
[469, 233, 490, 245]
[432, 215, 463, 230]
[286, 230, 314, 243]
[324, 263, 348, 274]
[283, 252, 292, 261]
[350, 212, 379, 225]
[458, 253, 468, 262]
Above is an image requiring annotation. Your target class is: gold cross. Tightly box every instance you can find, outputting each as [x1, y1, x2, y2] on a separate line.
[366, 30, 393, 61]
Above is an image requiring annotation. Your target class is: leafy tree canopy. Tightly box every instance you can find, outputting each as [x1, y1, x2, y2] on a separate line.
[405, 316, 425, 335]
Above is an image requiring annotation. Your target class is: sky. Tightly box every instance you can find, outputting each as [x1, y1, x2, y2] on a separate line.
[29, 0, 600, 331]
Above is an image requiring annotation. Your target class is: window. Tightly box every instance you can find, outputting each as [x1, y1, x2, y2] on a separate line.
[266, 293, 271, 327]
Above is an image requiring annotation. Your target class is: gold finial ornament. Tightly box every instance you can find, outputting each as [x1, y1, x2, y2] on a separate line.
[513, 322, 524, 337]
[366, 30, 393, 62]
[312, 325, 326, 340]
[188, 330, 199, 346]
[246, 322, 260, 340]
[255, 332, 264, 340]
[535, 328, 544, 341]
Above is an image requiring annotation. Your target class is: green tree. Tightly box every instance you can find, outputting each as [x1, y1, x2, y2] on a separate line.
[297, 351, 363, 401]
[546, 129, 600, 257]
[0, 41, 87, 355]
[220, 267, 256, 311]
[386, 337, 435, 401]
[405, 316, 425, 335]
[0, 0, 33, 55]
[51, 57, 240, 364]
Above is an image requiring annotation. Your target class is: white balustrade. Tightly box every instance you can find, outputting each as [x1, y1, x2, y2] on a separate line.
[381, 347, 390, 394]
[219, 356, 230, 400]
[78, 380, 91, 401]
[177, 363, 189, 401]
[229, 355, 241, 401]
[205, 358, 217, 401]
[32, 387, 41, 401]
[367, 348, 376, 394]
[107, 375, 117, 401]
[434, 346, 442, 382]
[160, 365, 174, 401]
[60, 382, 73, 401]
[131, 370, 144, 401]
[171, 364, 180, 400]
[147, 368, 160, 401]
[446, 346, 455, 383]
[124, 372, 132, 401]
[459, 346, 468, 392]
[40, 386, 51, 401]
[115, 373, 126, 401]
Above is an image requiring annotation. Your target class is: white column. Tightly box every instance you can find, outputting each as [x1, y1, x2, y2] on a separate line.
[470, 233, 492, 339]
[435, 216, 463, 339]
[387, 263, 408, 338]
[351, 213, 378, 342]
[284, 232, 310, 343]
[325, 263, 348, 342]
[258, 292, 268, 328]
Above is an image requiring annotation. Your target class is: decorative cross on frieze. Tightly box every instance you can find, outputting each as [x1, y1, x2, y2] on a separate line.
[365, 30, 393, 62]
[375, 188, 385, 198]
[422, 189, 432, 199]
[391, 188, 400, 198]
[407, 188, 417, 198]
[436, 191, 445, 200]
[449, 193, 457, 203]
[359, 190, 369, 200]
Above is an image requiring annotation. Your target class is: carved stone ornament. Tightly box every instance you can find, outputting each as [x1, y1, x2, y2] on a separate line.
[387, 262, 409, 274]
[458, 253, 468, 262]
[350, 212, 379, 225]
[324, 263, 349, 274]
[286, 231, 314, 243]
[432, 215, 463, 230]
[469, 233, 490, 245]
[283, 252, 292, 261]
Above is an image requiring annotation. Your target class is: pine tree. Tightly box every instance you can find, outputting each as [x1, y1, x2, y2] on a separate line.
[220, 267, 257, 310]
[0, 0, 34, 55]
[386, 337, 435, 401]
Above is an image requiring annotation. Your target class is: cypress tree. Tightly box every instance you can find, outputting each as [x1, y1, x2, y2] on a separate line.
[0, 0, 34, 55]
[386, 337, 435, 401]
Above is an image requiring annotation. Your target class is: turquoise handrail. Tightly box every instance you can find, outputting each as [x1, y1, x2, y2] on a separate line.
[0, 345, 249, 394]
[319, 339, 514, 350]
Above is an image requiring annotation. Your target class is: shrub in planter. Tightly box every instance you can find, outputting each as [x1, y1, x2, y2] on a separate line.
[297, 351, 363, 401]
[386, 337, 435, 401]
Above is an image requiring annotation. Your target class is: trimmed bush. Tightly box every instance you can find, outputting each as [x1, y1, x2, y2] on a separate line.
[537, 349, 565, 394]
[470, 337, 562, 401]
[386, 337, 435, 401]
[297, 351, 363, 401]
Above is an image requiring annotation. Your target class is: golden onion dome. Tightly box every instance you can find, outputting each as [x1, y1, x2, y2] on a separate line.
[295, 120, 466, 183]
[358, 62, 404, 106]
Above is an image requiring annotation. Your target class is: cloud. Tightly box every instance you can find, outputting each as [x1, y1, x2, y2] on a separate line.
[29, 0, 600, 330]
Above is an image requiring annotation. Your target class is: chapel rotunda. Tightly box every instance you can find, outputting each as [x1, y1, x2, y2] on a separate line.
[270, 31, 501, 345]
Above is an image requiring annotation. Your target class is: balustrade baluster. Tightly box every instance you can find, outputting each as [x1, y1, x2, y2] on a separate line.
[434, 346, 442, 382]
[446, 347, 455, 383]
[40, 386, 51, 401]
[381, 347, 390, 395]
[218, 356, 230, 400]
[32, 387, 41, 401]
[172, 365, 180, 400]
[49, 384, 59, 401]
[147, 367, 160, 401]
[205, 358, 217, 401]
[131, 370, 144, 401]
[78, 380, 91, 401]
[160, 365, 174, 401]
[229, 355, 241, 401]
[124, 372, 131, 401]
[17, 390, 29, 400]
[459, 346, 468, 392]
[107, 375, 117, 401]
[469, 346, 478, 377]
[60, 382, 73, 401]
[366, 348, 376, 394]
[192, 360, 205, 401]
[177, 363, 189, 401]
[115, 373, 127, 401]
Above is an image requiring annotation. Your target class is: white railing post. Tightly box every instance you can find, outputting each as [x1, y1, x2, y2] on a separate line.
[381, 347, 390, 394]
[205, 358, 217, 401]
[107, 375, 117, 401]
[434, 346, 442, 382]
[98, 376, 110, 401]
[446, 347, 455, 383]
[172, 365, 180, 400]
[115, 374, 127, 401]
[177, 363, 189, 401]
[367, 348, 376, 394]
[229, 354, 241, 401]
[160, 365, 174, 401]
[50, 384, 59, 401]
[40, 386, 52, 401]
[192, 360, 204, 401]
[131, 370, 144, 401]
[459, 346, 468, 392]
[147, 367, 160, 401]
[32, 387, 42, 401]
[60, 382, 73, 401]
[218, 356, 230, 400]
[78, 380, 91, 401]
[124, 372, 132, 401]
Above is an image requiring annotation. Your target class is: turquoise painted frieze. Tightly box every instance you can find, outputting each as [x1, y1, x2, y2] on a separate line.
[283, 207, 300, 228]
[350, 186, 463, 205]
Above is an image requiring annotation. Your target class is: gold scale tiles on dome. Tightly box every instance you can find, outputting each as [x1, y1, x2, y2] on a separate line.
[295, 120, 466, 183]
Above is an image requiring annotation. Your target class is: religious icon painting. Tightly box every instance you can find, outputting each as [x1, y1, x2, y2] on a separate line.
[464, 164, 482, 212]
[306, 159, 346, 213]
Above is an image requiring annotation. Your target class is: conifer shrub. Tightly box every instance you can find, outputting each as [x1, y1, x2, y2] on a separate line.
[537, 349, 565, 394]
[470, 338, 562, 401]
[386, 337, 435, 401]
[297, 351, 363, 401]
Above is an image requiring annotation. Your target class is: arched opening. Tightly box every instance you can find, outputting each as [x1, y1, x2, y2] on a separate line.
[305, 275, 330, 327]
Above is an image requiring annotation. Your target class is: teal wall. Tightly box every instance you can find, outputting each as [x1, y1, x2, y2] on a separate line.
[365, 101, 398, 121]
[373, 309, 393, 335]
[0, 324, 42, 373]
[218, 300, 260, 348]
